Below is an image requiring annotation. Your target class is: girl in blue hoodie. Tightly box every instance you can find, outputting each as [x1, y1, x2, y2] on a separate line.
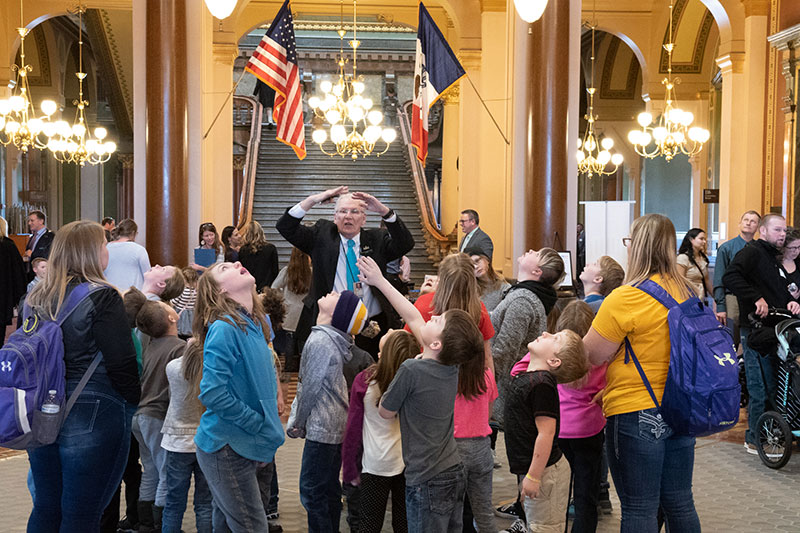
[185, 261, 284, 533]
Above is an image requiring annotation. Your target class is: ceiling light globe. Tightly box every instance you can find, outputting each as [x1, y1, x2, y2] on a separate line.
[513, 0, 548, 23]
[352, 81, 365, 94]
[367, 110, 383, 126]
[40, 100, 57, 117]
[72, 123, 87, 138]
[362, 98, 373, 110]
[576, 150, 586, 163]
[333, 84, 344, 97]
[688, 127, 702, 142]
[637, 112, 653, 127]
[653, 127, 668, 142]
[365, 125, 381, 144]
[56, 120, 71, 137]
[680, 111, 694, 126]
[325, 109, 342, 124]
[319, 99, 332, 112]
[28, 118, 43, 134]
[641, 132, 652, 146]
[601, 137, 614, 150]
[9, 95, 25, 113]
[583, 137, 596, 152]
[628, 130, 641, 145]
[349, 107, 365, 122]
[0, 99, 10, 115]
[598, 150, 611, 165]
[95, 127, 108, 140]
[611, 153, 624, 166]
[350, 94, 363, 107]
[697, 129, 710, 143]
[204, 0, 237, 19]
[320, 80, 333, 94]
[5, 120, 20, 134]
[312, 129, 327, 144]
[105, 141, 117, 154]
[86, 139, 99, 153]
[331, 125, 347, 144]
[309, 96, 321, 109]
[672, 131, 685, 144]
[42, 122, 56, 137]
[381, 128, 396, 143]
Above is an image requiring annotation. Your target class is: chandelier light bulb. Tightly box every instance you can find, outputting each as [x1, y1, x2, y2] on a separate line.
[641, 132, 652, 146]
[312, 129, 328, 144]
[637, 112, 653, 128]
[679, 111, 694, 127]
[381, 128, 396, 144]
[597, 150, 611, 165]
[5, 120, 20, 134]
[364, 125, 381, 144]
[672, 131, 685, 144]
[40, 99, 57, 116]
[308, 96, 321, 109]
[583, 138, 596, 152]
[95, 127, 108, 140]
[325, 109, 342, 124]
[9, 95, 25, 113]
[72, 123, 87, 138]
[105, 141, 117, 154]
[513, 0, 548, 23]
[318, 98, 332, 112]
[0, 117, 5, 130]
[611, 153, 624, 166]
[362, 98, 373, 110]
[331, 124, 347, 144]
[0, 99, 10, 115]
[576, 150, 586, 163]
[352, 81, 365, 94]
[350, 94, 363, 107]
[28, 118, 43, 134]
[652, 127, 668, 143]
[601, 137, 614, 150]
[333, 83, 344, 97]
[204, 0, 238, 19]
[349, 106, 365, 122]
[367, 110, 383, 126]
[321, 80, 333, 94]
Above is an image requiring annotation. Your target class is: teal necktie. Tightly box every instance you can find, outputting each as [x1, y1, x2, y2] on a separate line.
[346, 239, 359, 290]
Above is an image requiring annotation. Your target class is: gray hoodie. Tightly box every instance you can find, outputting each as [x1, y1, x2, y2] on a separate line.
[286, 324, 353, 444]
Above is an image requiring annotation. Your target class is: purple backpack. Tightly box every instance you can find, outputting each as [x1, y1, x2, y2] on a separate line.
[0, 283, 102, 449]
[624, 279, 740, 437]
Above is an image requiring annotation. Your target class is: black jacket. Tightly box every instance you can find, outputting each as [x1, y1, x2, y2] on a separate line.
[1, 237, 26, 327]
[239, 243, 279, 291]
[723, 239, 795, 326]
[26, 229, 55, 280]
[276, 209, 415, 317]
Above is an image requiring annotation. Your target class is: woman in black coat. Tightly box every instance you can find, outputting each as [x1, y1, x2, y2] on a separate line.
[238, 220, 279, 291]
[0, 217, 29, 347]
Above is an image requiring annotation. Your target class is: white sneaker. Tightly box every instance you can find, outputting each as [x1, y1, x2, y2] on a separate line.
[501, 519, 528, 533]
[744, 442, 758, 455]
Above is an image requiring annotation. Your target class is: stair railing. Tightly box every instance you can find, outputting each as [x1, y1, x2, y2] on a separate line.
[233, 95, 263, 227]
[396, 105, 457, 264]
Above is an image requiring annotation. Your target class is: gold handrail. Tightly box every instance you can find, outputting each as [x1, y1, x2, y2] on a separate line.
[396, 104, 456, 262]
[233, 95, 263, 227]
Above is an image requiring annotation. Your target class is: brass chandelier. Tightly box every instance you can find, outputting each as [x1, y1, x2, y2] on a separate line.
[308, 0, 396, 159]
[627, 0, 709, 161]
[576, 6, 623, 178]
[0, 0, 58, 152]
[47, 6, 116, 165]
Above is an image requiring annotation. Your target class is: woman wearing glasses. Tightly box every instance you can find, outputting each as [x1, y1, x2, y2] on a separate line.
[583, 214, 700, 532]
[190, 223, 224, 273]
[781, 228, 800, 300]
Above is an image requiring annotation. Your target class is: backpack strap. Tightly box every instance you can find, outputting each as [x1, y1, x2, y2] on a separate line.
[624, 337, 661, 410]
[634, 279, 680, 309]
[63, 354, 103, 417]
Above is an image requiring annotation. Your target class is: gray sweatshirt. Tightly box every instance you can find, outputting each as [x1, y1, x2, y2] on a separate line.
[286, 324, 353, 444]
[490, 288, 547, 424]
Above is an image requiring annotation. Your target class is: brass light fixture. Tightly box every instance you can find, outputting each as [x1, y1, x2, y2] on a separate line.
[576, 2, 623, 178]
[0, 0, 58, 152]
[47, 6, 116, 166]
[627, 0, 710, 161]
[308, 0, 396, 159]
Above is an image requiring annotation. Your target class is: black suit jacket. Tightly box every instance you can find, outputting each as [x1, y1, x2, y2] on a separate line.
[276, 209, 415, 316]
[26, 230, 55, 279]
[460, 226, 494, 260]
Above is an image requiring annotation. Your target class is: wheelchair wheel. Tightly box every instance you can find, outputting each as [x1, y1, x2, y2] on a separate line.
[756, 411, 792, 469]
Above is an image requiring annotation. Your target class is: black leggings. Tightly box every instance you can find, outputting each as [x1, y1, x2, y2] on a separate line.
[358, 472, 407, 533]
[559, 430, 605, 533]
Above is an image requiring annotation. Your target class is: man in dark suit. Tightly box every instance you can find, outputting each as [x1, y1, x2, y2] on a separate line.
[24, 210, 55, 280]
[276, 185, 415, 356]
[458, 209, 494, 260]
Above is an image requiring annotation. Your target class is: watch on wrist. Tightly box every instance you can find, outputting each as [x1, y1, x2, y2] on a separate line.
[382, 208, 395, 220]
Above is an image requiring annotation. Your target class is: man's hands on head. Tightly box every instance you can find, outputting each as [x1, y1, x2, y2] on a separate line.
[352, 191, 390, 217]
[315, 185, 349, 205]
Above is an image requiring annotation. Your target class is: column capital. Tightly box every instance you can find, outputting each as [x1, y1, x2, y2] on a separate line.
[213, 42, 239, 66]
[232, 154, 246, 170]
[117, 153, 134, 169]
[715, 52, 746, 74]
[457, 49, 482, 71]
[440, 83, 460, 105]
[742, 0, 770, 18]
[480, 0, 506, 13]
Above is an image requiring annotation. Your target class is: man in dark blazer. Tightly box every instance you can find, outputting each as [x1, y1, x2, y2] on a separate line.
[458, 209, 494, 260]
[276, 185, 415, 356]
[24, 210, 55, 281]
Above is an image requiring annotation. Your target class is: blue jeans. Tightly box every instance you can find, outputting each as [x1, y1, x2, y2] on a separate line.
[740, 327, 777, 444]
[606, 409, 701, 533]
[299, 440, 342, 532]
[196, 444, 270, 533]
[132, 413, 168, 506]
[405, 463, 466, 533]
[161, 451, 212, 533]
[27, 380, 134, 533]
[456, 437, 495, 532]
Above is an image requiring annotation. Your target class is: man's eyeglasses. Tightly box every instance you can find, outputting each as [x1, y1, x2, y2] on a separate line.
[336, 209, 363, 216]
[459, 219, 473, 225]
[622, 237, 632, 247]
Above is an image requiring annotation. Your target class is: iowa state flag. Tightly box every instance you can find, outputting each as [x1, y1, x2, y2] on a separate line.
[411, 3, 465, 166]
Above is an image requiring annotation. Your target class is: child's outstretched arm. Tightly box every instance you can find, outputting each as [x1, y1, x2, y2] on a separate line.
[356, 256, 426, 342]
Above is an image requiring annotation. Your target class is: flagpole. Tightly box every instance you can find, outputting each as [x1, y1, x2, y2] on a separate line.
[203, 69, 248, 140]
[465, 74, 510, 145]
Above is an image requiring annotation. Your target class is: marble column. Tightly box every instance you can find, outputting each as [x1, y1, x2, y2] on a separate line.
[117, 153, 134, 220]
[145, 0, 188, 266]
[232, 154, 246, 225]
[524, 0, 571, 250]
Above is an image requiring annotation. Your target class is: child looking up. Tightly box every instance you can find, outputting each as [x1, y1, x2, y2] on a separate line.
[342, 329, 420, 533]
[503, 328, 589, 533]
[286, 290, 369, 532]
[579, 256, 624, 312]
[357, 256, 486, 532]
[129, 296, 186, 531]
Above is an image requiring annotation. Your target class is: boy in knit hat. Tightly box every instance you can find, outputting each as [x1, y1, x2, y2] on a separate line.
[286, 290, 368, 532]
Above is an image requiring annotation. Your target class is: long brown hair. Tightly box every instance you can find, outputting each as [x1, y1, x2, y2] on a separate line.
[183, 263, 272, 405]
[27, 221, 114, 320]
[468, 250, 503, 295]
[365, 330, 420, 401]
[287, 247, 311, 294]
[437, 309, 486, 399]
[239, 220, 269, 255]
[432, 253, 482, 325]
[198, 222, 222, 253]
[625, 214, 691, 299]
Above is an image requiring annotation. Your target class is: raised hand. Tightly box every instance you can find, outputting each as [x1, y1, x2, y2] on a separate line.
[317, 185, 349, 205]
[351, 191, 390, 216]
[356, 256, 385, 287]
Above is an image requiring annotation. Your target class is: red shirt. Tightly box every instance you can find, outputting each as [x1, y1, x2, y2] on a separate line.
[407, 292, 495, 340]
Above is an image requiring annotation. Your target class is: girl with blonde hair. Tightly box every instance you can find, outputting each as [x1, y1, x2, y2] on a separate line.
[26, 221, 140, 532]
[238, 220, 279, 291]
[584, 214, 698, 532]
[183, 261, 284, 532]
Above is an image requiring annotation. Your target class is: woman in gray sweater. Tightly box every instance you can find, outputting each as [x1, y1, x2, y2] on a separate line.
[490, 248, 564, 424]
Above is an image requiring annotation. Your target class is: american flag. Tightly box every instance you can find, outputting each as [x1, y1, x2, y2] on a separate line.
[245, 0, 306, 159]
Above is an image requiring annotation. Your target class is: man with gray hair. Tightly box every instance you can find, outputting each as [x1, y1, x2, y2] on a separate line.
[276, 185, 415, 356]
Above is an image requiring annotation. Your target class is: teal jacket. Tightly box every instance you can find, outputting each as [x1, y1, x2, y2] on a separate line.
[195, 313, 284, 462]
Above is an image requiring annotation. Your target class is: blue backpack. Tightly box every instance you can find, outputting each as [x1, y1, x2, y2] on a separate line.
[624, 279, 740, 437]
[0, 283, 103, 449]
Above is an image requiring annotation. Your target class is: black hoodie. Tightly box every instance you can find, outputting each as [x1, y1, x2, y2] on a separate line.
[505, 280, 558, 315]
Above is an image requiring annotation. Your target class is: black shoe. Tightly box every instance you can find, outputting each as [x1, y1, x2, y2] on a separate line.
[116, 516, 138, 533]
[494, 501, 524, 520]
[598, 489, 613, 515]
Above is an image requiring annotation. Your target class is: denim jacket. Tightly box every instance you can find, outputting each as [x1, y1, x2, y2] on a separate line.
[195, 313, 284, 462]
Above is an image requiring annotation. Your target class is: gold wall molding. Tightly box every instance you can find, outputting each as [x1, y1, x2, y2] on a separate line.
[715, 52, 745, 74]
[764, 0, 780, 216]
[458, 49, 482, 70]
[743, 0, 771, 18]
[480, 0, 506, 13]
